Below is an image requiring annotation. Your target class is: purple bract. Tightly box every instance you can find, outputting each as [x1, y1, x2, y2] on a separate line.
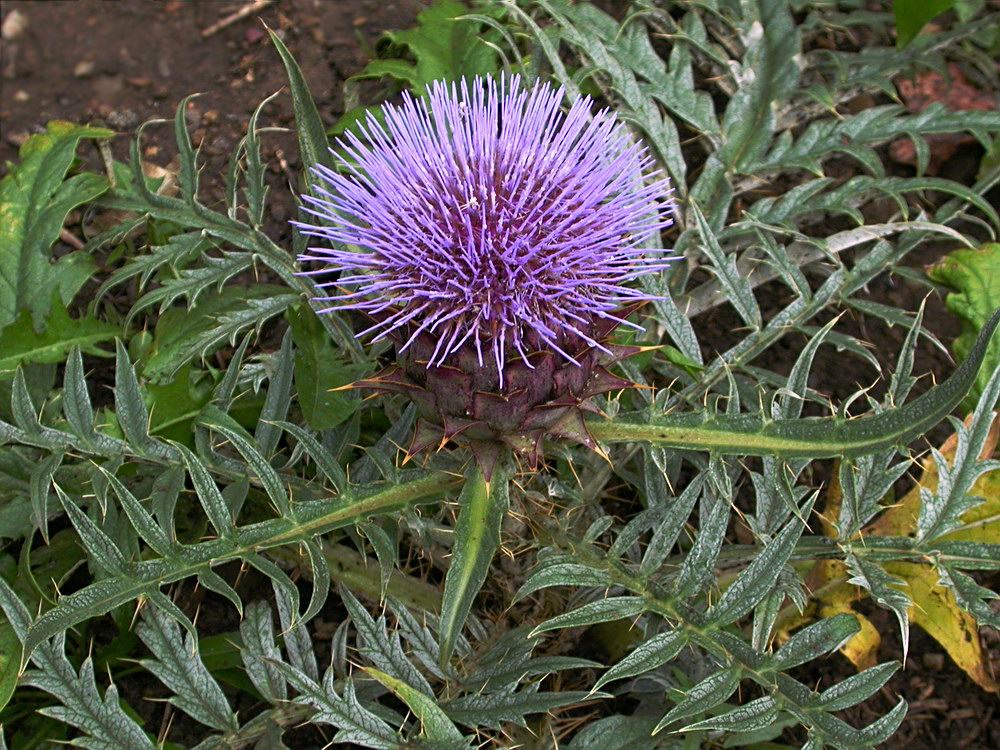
[295, 75, 673, 379]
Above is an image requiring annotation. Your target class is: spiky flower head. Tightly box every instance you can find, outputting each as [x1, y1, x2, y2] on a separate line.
[296, 75, 673, 473]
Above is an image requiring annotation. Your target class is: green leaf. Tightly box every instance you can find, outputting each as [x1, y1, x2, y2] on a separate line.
[358, 0, 499, 89]
[143, 285, 291, 382]
[0, 121, 112, 329]
[594, 630, 688, 691]
[268, 28, 334, 194]
[0, 621, 19, 713]
[270, 663, 403, 749]
[0, 298, 119, 376]
[287, 305, 363, 430]
[439, 460, 510, 665]
[771, 614, 860, 671]
[928, 243, 1000, 411]
[816, 662, 900, 711]
[443, 690, 597, 730]
[514, 561, 613, 603]
[239, 601, 287, 703]
[591, 307, 1000, 457]
[17, 470, 457, 666]
[365, 667, 465, 743]
[680, 696, 778, 733]
[709, 501, 813, 627]
[146, 364, 211, 444]
[894, 0, 955, 46]
[653, 666, 742, 733]
[846, 555, 912, 662]
[136, 607, 236, 732]
[341, 588, 434, 698]
[530, 597, 648, 637]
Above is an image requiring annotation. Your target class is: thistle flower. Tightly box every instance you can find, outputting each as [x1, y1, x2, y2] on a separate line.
[296, 75, 673, 475]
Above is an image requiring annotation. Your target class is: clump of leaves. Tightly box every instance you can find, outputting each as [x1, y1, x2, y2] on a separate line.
[0, 1, 999, 748]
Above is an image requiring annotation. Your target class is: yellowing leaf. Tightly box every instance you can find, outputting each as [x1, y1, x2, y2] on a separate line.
[885, 561, 998, 692]
[786, 412, 1000, 691]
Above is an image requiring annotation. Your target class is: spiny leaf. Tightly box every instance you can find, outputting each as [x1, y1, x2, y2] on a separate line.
[240, 601, 288, 702]
[439, 460, 510, 665]
[270, 662, 402, 749]
[653, 666, 742, 732]
[592, 307, 1000, 456]
[267, 28, 334, 195]
[594, 630, 688, 691]
[529, 597, 647, 637]
[136, 607, 237, 732]
[365, 667, 466, 743]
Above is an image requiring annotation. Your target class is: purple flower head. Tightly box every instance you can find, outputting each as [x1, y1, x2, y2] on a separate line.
[295, 75, 674, 380]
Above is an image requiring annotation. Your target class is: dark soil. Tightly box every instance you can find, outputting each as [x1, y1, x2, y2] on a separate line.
[1, 1, 998, 748]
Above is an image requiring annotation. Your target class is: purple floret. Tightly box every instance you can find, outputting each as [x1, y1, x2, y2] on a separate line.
[295, 75, 674, 377]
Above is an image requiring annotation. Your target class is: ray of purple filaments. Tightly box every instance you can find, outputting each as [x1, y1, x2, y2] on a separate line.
[295, 75, 674, 378]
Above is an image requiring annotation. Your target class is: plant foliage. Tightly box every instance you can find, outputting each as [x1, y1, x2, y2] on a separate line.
[1, 1, 999, 748]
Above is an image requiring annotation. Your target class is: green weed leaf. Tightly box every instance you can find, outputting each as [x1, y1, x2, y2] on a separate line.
[928, 243, 1000, 411]
[0, 299, 119, 376]
[287, 305, 363, 430]
[894, 0, 955, 46]
[0, 121, 112, 329]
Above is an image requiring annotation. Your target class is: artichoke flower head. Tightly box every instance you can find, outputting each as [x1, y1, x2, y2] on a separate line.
[295, 75, 674, 478]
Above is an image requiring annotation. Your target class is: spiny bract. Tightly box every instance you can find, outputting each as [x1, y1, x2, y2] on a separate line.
[296, 75, 674, 475]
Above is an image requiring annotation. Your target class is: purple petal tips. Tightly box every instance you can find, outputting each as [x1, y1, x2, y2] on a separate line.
[294, 75, 675, 374]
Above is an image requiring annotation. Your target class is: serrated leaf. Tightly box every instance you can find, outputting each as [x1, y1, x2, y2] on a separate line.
[591, 307, 1000, 456]
[0, 300, 119, 375]
[143, 285, 291, 382]
[513, 561, 613, 603]
[365, 667, 465, 743]
[771, 613, 860, 671]
[845, 555, 911, 663]
[928, 243, 1000, 411]
[341, 588, 434, 698]
[268, 29, 334, 195]
[680, 696, 778, 733]
[443, 689, 596, 730]
[271, 663, 401, 749]
[356, 0, 498, 89]
[136, 607, 236, 732]
[240, 601, 288, 702]
[673, 468, 730, 599]
[816, 662, 900, 712]
[113, 339, 154, 451]
[709, 503, 813, 627]
[0, 121, 112, 329]
[21, 638, 154, 750]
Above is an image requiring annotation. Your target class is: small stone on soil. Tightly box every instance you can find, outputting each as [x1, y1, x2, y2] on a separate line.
[73, 60, 95, 78]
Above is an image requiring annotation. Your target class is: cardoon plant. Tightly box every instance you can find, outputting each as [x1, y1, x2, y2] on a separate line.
[295, 76, 673, 475]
